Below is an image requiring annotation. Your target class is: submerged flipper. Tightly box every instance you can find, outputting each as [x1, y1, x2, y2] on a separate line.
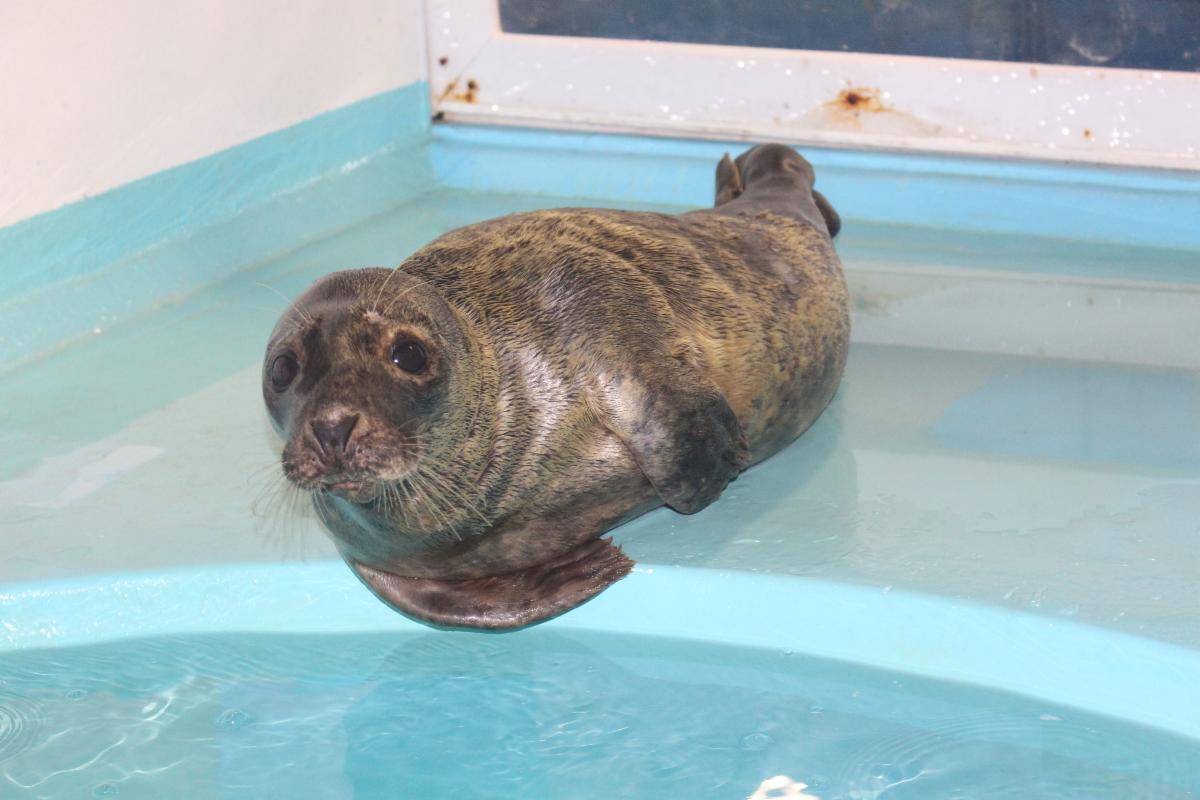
[348, 538, 634, 630]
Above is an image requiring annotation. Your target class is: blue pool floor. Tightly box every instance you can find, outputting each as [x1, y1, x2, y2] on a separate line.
[1, 183, 1197, 648]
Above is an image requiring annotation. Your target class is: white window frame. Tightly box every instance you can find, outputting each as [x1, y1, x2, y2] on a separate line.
[425, 0, 1200, 171]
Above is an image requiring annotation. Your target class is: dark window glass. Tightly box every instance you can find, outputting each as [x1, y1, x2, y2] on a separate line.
[500, 0, 1200, 73]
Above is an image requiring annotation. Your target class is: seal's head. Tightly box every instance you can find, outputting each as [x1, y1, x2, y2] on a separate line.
[263, 266, 633, 631]
[262, 268, 479, 506]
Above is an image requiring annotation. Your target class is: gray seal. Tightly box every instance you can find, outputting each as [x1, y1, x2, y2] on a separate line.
[262, 144, 849, 630]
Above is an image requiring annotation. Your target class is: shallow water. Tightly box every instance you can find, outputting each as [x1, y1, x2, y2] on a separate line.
[2, 170, 1199, 797]
[1, 631, 1196, 799]
[1, 186, 1197, 649]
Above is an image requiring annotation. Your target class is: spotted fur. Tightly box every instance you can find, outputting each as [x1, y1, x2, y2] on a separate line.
[262, 144, 849, 630]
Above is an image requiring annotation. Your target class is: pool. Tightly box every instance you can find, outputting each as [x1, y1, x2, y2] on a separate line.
[2, 109, 1199, 796]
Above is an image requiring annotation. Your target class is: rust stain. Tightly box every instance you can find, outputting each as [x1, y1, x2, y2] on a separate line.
[826, 87, 888, 114]
[806, 84, 940, 135]
[437, 78, 480, 104]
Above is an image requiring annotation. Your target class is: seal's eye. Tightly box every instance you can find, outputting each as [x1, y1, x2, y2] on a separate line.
[390, 339, 428, 374]
[270, 352, 300, 391]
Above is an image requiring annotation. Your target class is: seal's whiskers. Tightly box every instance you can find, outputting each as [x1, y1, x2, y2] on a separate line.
[255, 282, 314, 326]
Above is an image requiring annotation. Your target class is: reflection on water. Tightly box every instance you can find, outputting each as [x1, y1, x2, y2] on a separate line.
[0, 632, 1196, 799]
[617, 343, 1200, 649]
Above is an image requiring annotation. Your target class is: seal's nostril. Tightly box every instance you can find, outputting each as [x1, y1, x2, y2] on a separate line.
[311, 414, 359, 455]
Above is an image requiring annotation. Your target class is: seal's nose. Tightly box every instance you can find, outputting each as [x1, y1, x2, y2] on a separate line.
[311, 414, 359, 456]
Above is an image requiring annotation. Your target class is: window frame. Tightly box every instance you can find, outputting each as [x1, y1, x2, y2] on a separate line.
[425, 0, 1200, 171]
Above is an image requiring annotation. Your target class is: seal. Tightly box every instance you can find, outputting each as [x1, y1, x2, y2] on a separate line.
[262, 144, 849, 630]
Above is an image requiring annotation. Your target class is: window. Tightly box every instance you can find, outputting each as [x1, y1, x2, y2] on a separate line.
[428, 0, 1200, 169]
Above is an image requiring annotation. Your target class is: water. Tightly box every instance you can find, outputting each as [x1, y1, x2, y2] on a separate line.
[1, 168, 1199, 797]
[0, 631, 1196, 799]
[1, 188, 1196, 648]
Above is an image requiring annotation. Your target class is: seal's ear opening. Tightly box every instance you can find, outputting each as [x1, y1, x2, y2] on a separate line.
[347, 538, 634, 631]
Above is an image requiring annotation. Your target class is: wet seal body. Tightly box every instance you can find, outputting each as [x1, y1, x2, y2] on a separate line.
[262, 144, 849, 630]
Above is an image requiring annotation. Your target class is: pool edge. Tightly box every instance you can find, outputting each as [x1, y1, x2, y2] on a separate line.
[2, 560, 1197, 743]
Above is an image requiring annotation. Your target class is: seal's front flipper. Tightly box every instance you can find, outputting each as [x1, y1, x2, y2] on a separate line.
[595, 366, 750, 514]
[348, 538, 633, 631]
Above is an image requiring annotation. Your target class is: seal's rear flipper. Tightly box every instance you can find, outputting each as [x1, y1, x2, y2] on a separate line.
[813, 189, 841, 239]
[713, 143, 840, 238]
[715, 153, 746, 205]
[348, 538, 633, 631]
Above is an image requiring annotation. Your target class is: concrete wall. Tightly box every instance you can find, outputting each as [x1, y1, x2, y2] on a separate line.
[0, 0, 426, 227]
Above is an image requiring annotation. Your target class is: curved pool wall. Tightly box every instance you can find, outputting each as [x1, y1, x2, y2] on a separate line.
[2, 80, 1199, 750]
[3, 563, 1200, 743]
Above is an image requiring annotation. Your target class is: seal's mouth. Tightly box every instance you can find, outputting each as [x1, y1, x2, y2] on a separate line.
[323, 479, 365, 492]
[318, 477, 377, 502]
[281, 447, 378, 498]
[281, 430, 418, 504]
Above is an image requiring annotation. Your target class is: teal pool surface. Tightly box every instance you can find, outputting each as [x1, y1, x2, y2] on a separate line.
[1, 86, 1199, 795]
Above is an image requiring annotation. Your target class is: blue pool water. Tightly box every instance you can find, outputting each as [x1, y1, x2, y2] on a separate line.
[1, 631, 1197, 799]
[2, 117, 1199, 797]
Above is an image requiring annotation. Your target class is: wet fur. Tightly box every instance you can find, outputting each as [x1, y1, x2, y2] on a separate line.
[262, 144, 849, 629]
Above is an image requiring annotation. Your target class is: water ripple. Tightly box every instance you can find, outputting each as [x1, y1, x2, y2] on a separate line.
[0, 689, 43, 763]
[0, 632, 1195, 798]
[834, 714, 1197, 799]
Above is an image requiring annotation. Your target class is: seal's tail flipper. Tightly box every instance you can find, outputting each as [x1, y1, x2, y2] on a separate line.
[713, 144, 841, 238]
[813, 189, 841, 239]
[715, 153, 746, 206]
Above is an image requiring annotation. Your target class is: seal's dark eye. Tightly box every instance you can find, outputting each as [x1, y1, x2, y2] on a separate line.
[390, 339, 428, 374]
[270, 352, 300, 390]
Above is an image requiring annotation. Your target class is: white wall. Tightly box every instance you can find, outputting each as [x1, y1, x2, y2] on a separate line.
[0, 0, 426, 228]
